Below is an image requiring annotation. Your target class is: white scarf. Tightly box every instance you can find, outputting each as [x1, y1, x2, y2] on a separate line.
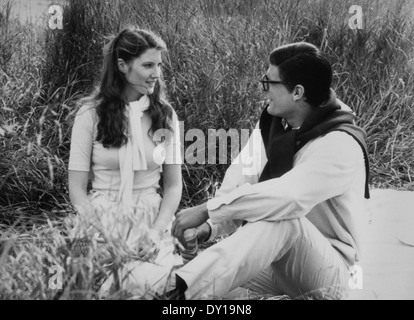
[118, 95, 150, 205]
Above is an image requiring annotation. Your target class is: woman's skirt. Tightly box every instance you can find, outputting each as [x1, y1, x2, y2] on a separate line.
[69, 188, 182, 299]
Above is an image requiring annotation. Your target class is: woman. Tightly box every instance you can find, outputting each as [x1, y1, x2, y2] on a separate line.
[68, 27, 183, 297]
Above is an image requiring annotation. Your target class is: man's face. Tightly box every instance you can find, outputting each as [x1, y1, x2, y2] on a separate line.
[265, 65, 295, 118]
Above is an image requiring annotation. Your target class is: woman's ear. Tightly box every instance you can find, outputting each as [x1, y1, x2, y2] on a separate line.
[117, 59, 128, 74]
[292, 84, 305, 101]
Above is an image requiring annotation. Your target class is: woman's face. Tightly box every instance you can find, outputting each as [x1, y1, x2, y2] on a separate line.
[120, 48, 163, 101]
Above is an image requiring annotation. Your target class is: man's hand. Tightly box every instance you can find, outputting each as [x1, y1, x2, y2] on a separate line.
[172, 203, 209, 247]
[196, 222, 212, 244]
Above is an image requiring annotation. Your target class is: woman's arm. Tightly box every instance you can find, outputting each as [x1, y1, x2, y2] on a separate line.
[68, 105, 95, 215]
[153, 163, 182, 231]
[68, 170, 93, 215]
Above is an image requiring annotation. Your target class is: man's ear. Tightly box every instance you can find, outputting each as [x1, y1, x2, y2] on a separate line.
[117, 59, 128, 74]
[292, 84, 305, 101]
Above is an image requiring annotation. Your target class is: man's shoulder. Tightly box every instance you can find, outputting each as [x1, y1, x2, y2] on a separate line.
[317, 129, 358, 142]
[308, 130, 364, 156]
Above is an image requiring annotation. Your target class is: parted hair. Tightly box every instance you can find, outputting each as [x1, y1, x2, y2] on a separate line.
[80, 26, 173, 148]
[269, 42, 333, 107]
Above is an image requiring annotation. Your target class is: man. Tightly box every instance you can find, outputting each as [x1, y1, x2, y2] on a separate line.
[172, 42, 370, 300]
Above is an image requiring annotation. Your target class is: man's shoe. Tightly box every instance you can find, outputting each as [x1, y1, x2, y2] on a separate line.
[153, 275, 187, 300]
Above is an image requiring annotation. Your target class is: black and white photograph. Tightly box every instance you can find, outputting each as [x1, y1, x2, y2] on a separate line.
[1, 0, 413, 305]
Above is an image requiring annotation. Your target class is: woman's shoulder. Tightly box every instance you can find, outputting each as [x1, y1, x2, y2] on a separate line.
[75, 102, 98, 123]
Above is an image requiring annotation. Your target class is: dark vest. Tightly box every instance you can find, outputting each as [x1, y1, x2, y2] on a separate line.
[258, 98, 370, 199]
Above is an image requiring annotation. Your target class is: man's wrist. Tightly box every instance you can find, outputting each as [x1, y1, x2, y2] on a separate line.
[196, 222, 212, 243]
[205, 221, 212, 240]
[195, 203, 211, 243]
[199, 202, 209, 221]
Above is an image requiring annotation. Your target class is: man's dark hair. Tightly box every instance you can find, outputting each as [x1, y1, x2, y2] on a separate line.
[269, 42, 332, 107]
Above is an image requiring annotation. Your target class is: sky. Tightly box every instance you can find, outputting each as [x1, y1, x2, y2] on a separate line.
[8, 0, 61, 24]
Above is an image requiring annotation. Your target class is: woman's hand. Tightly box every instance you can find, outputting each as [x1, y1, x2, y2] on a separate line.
[137, 245, 160, 262]
[136, 228, 163, 262]
[172, 203, 209, 247]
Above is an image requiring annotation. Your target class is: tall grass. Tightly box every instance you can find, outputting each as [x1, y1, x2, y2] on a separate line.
[1, 0, 414, 299]
[41, 0, 414, 194]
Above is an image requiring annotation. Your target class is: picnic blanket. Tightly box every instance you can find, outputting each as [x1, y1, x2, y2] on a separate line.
[348, 189, 414, 300]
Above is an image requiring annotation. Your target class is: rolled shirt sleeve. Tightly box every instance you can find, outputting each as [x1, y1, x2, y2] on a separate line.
[206, 131, 364, 225]
[206, 121, 266, 240]
[68, 105, 95, 172]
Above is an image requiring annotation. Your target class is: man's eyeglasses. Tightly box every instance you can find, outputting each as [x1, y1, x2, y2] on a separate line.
[259, 74, 292, 92]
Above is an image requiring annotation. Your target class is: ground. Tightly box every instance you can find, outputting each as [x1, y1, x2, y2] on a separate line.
[348, 189, 414, 300]
[202, 189, 414, 300]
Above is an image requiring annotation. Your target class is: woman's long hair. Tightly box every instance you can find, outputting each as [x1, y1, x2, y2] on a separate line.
[82, 27, 173, 148]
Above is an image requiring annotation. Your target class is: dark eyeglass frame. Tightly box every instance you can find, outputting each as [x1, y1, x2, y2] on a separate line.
[259, 74, 293, 92]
